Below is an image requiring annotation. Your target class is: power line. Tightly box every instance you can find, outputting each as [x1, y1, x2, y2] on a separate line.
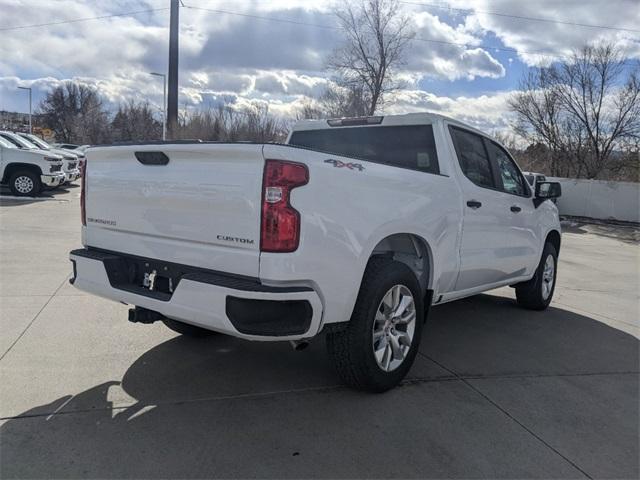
[183, 5, 337, 30]
[2, 2, 637, 66]
[0, 7, 170, 32]
[399, 0, 640, 34]
[182, 5, 639, 64]
[191, 0, 640, 34]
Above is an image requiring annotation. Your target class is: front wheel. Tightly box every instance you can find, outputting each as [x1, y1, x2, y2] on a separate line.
[9, 170, 41, 197]
[326, 258, 424, 392]
[515, 242, 558, 310]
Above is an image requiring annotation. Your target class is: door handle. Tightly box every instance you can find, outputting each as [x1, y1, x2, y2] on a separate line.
[510, 205, 522, 213]
[466, 200, 482, 209]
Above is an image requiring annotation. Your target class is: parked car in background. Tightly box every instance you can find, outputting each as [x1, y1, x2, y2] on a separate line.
[523, 171, 547, 187]
[53, 143, 90, 153]
[17, 133, 82, 183]
[69, 112, 562, 392]
[53, 143, 79, 150]
[0, 133, 65, 196]
[523, 172, 557, 204]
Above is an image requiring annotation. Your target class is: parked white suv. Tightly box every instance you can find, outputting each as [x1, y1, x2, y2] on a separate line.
[69, 113, 561, 391]
[0, 132, 65, 196]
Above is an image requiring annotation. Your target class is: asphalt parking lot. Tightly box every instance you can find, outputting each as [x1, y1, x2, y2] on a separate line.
[1, 186, 638, 479]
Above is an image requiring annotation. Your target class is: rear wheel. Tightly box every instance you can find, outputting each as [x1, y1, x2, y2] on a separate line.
[162, 318, 217, 338]
[9, 170, 41, 197]
[516, 242, 558, 310]
[326, 258, 424, 392]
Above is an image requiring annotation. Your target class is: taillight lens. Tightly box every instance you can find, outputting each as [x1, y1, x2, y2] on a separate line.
[260, 160, 308, 252]
[80, 161, 86, 226]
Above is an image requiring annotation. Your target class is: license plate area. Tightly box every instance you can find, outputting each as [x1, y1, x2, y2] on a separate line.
[102, 254, 189, 300]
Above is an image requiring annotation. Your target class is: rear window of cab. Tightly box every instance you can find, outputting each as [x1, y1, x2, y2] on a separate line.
[288, 125, 440, 175]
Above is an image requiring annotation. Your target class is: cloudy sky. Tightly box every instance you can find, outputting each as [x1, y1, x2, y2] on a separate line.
[1, 0, 639, 132]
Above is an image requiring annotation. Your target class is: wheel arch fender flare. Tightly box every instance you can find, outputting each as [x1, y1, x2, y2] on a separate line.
[345, 230, 436, 322]
[2, 163, 43, 183]
[545, 229, 561, 255]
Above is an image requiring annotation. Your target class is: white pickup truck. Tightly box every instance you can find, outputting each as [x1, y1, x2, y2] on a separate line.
[69, 113, 562, 391]
[0, 133, 66, 196]
[17, 133, 82, 184]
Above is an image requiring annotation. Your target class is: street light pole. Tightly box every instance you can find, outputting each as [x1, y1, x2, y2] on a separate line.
[150, 72, 167, 141]
[17, 86, 32, 134]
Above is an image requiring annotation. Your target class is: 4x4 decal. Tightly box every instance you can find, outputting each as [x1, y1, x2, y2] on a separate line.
[324, 158, 365, 171]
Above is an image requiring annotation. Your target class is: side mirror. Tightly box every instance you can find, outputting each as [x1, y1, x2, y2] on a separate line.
[534, 181, 561, 207]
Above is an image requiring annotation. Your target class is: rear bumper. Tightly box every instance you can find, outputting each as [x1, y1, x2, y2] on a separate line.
[41, 173, 65, 187]
[69, 248, 323, 341]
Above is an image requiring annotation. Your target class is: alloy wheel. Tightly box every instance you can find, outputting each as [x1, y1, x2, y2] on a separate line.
[372, 284, 417, 372]
[14, 175, 34, 194]
[541, 254, 555, 300]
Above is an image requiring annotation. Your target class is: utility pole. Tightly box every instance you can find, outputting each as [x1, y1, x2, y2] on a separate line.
[17, 86, 32, 134]
[167, 0, 179, 139]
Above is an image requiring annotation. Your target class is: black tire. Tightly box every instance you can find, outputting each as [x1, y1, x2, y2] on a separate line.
[516, 242, 558, 310]
[326, 258, 424, 392]
[162, 318, 217, 338]
[9, 170, 41, 197]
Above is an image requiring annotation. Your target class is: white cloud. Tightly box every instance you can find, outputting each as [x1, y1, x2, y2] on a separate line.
[386, 89, 515, 133]
[1, 0, 637, 134]
[447, 0, 640, 65]
[394, 9, 506, 80]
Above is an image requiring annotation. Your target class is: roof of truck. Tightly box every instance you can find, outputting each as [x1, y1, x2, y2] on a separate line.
[290, 112, 486, 136]
[289, 112, 497, 147]
[292, 112, 453, 129]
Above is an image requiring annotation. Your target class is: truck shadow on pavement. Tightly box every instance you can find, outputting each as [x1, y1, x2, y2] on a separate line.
[0, 184, 77, 207]
[1, 294, 638, 479]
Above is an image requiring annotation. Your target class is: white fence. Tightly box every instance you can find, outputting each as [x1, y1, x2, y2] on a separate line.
[548, 177, 640, 223]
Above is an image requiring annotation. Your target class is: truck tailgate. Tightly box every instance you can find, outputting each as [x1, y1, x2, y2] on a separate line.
[83, 143, 265, 277]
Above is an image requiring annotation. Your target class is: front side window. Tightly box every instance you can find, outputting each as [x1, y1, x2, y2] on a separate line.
[448, 126, 494, 188]
[0, 136, 17, 149]
[23, 134, 50, 150]
[486, 141, 528, 196]
[288, 125, 440, 175]
[0, 133, 35, 149]
[524, 174, 535, 186]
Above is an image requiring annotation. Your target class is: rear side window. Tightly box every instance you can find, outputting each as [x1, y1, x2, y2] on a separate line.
[449, 127, 494, 188]
[288, 125, 440, 175]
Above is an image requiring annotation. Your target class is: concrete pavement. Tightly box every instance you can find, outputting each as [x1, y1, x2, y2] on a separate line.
[1, 187, 638, 478]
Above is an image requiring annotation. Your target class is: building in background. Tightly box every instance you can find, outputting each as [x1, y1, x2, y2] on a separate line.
[0, 111, 53, 140]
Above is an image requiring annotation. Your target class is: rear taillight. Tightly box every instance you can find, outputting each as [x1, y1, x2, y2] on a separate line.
[260, 160, 308, 253]
[80, 161, 86, 226]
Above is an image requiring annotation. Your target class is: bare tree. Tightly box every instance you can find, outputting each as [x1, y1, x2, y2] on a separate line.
[321, 83, 370, 117]
[38, 82, 111, 144]
[180, 105, 287, 143]
[328, 0, 413, 115]
[299, 83, 369, 119]
[111, 100, 162, 142]
[553, 44, 640, 178]
[509, 44, 640, 179]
